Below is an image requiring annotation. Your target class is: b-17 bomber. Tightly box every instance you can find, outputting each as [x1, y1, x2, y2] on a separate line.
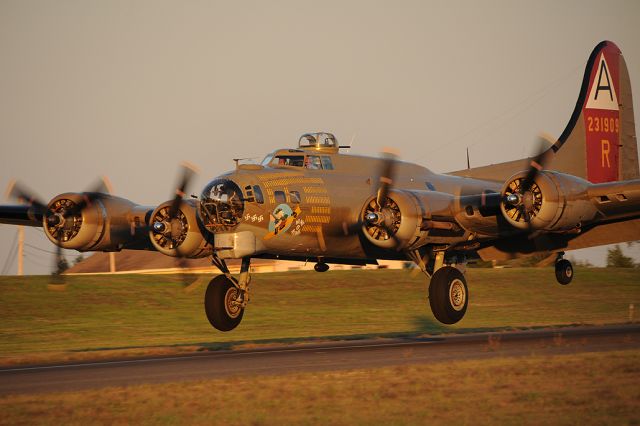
[2, 41, 639, 331]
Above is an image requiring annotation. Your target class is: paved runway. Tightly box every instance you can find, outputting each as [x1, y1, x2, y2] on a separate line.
[1, 324, 639, 396]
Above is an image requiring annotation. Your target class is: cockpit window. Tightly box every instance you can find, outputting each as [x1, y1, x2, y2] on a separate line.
[273, 155, 305, 167]
[321, 156, 334, 170]
[305, 155, 323, 170]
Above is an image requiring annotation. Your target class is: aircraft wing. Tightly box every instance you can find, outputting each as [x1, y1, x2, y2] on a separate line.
[587, 179, 640, 220]
[468, 177, 640, 261]
[366, 173, 640, 263]
[0, 205, 44, 226]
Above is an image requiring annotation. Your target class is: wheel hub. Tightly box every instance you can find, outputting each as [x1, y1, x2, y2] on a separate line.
[224, 287, 243, 319]
[449, 279, 466, 311]
[565, 266, 573, 277]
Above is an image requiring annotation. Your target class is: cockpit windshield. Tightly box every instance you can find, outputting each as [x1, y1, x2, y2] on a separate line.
[260, 154, 274, 166]
[273, 155, 304, 167]
[269, 154, 334, 170]
[270, 154, 333, 170]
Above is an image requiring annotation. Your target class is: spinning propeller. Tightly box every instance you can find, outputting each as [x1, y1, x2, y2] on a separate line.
[6, 178, 112, 283]
[502, 135, 555, 229]
[150, 162, 200, 285]
[363, 149, 403, 248]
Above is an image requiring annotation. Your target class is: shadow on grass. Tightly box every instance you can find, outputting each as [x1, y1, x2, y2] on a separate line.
[73, 315, 564, 355]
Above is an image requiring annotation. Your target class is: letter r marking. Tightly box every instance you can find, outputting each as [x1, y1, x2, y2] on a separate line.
[601, 139, 611, 168]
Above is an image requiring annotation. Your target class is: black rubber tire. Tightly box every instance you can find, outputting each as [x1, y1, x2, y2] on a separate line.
[428, 266, 469, 325]
[314, 263, 329, 272]
[204, 275, 244, 332]
[555, 259, 573, 285]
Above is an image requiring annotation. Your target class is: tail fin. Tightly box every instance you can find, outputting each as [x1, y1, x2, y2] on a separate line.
[448, 41, 638, 183]
[550, 40, 638, 183]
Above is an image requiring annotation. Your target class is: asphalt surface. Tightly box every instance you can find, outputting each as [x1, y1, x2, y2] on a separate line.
[1, 324, 639, 396]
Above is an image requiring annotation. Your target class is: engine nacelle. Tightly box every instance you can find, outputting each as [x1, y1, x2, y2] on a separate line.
[500, 171, 598, 231]
[361, 189, 463, 250]
[44, 193, 152, 251]
[361, 190, 421, 250]
[148, 199, 212, 258]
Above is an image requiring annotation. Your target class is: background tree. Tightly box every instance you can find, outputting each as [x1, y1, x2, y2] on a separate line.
[606, 245, 636, 268]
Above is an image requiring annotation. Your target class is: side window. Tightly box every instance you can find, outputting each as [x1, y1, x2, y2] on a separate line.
[321, 156, 334, 170]
[274, 190, 286, 204]
[289, 190, 301, 204]
[305, 155, 323, 169]
[244, 185, 255, 203]
[253, 185, 264, 204]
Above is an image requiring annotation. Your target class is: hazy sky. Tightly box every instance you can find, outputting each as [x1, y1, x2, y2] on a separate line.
[1, 0, 640, 274]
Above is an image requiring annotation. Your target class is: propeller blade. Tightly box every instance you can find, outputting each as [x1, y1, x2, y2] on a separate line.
[520, 134, 555, 195]
[363, 149, 404, 250]
[167, 162, 199, 286]
[6, 177, 113, 282]
[66, 177, 112, 217]
[51, 242, 66, 285]
[169, 162, 198, 220]
[375, 149, 398, 209]
[5, 180, 48, 212]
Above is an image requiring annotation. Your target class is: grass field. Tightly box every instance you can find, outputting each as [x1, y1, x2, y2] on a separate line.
[0, 268, 639, 365]
[1, 350, 638, 425]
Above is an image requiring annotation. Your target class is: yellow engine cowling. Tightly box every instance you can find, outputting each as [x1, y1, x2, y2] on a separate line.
[361, 190, 422, 250]
[44, 193, 152, 251]
[500, 171, 598, 231]
[361, 189, 465, 250]
[148, 199, 213, 258]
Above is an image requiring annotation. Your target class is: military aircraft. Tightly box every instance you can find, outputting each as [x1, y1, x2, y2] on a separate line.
[2, 40, 639, 331]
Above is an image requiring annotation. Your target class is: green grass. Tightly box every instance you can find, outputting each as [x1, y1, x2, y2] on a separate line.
[1, 350, 639, 425]
[0, 268, 638, 364]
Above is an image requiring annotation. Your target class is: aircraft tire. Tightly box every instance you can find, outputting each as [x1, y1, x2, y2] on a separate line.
[428, 266, 468, 325]
[204, 275, 244, 332]
[555, 259, 573, 285]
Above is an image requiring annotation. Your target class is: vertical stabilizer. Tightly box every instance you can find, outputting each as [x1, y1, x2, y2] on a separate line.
[551, 40, 638, 182]
[448, 41, 638, 183]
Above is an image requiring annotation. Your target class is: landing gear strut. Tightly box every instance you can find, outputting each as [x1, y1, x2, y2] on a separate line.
[555, 255, 573, 285]
[205, 256, 251, 331]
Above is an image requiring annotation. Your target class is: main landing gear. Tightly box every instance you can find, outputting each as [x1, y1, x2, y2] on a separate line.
[205, 257, 251, 332]
[409, 250, 469, 325]
[429, 266, 469, 325]
[555, 254, 573, 285]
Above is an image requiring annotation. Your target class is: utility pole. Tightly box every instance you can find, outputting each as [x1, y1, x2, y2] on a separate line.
[109, 252, 116, 273]
[17, 225, 24, 276]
